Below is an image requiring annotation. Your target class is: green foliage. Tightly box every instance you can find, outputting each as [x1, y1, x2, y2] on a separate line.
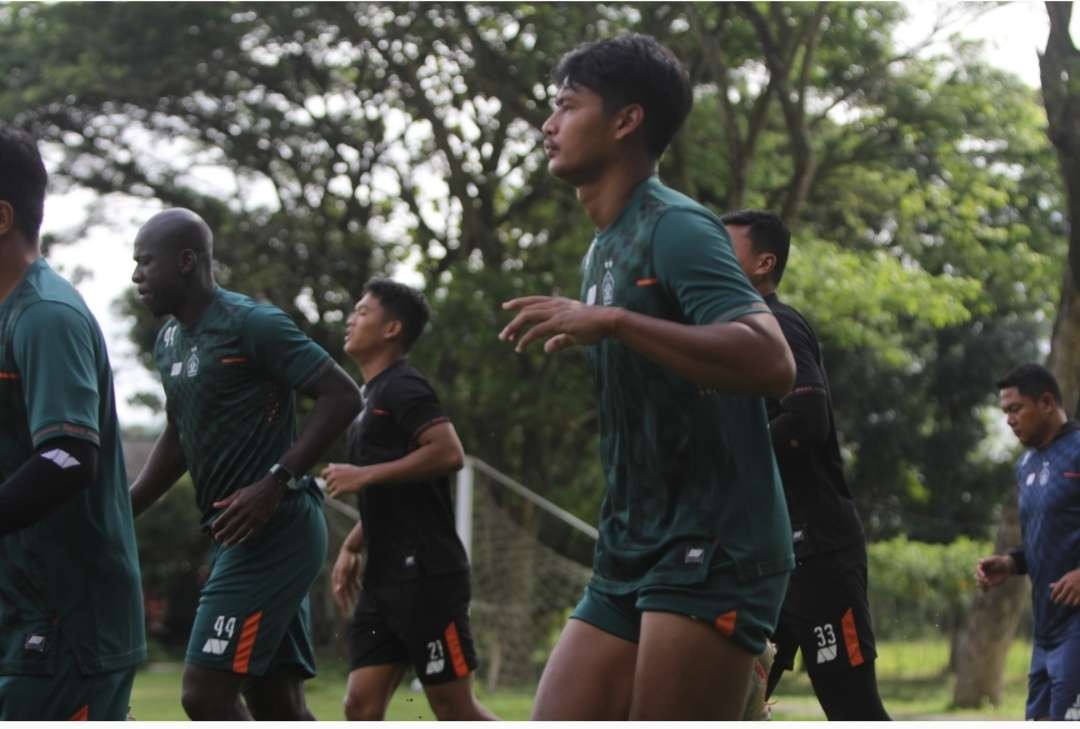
[866, 536, 1013, 640]
[784, 238, 982, 369]
[1, 2, 1067, 540]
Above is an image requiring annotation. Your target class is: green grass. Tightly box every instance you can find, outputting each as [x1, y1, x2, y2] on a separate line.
[129, 639, 1031, 720]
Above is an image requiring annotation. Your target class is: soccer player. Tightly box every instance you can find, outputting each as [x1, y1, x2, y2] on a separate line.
[976, 364, 1080, 721]
[322, 278, 495, 721]
[0, 125, 146, 720]
[725, 209, 889, 720]
[499, 35, 797, 720]
[128, 208, 362, 720]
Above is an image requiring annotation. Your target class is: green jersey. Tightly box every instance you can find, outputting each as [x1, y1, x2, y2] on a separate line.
[0, 258, 146, 675]
[580, 177, 794, 593]
[153, 288, 331, 525]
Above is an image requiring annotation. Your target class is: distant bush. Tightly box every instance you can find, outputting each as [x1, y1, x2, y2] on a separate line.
[867, 536, 1021, 640]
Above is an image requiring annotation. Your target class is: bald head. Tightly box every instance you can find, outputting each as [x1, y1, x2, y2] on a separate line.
[132, 208, 216, 318]
[135, 208, 213, 264]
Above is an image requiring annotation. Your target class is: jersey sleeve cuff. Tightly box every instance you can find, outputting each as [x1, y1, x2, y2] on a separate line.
[31, 421, 101, 448]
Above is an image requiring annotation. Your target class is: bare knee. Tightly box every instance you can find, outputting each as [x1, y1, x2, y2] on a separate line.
[425, 679, 495, 721]
[343, 690, 387, 721]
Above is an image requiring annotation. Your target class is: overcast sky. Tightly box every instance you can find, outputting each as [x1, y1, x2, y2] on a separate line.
[39, 1, 1078, 430]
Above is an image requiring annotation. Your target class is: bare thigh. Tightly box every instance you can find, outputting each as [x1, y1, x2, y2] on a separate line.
[530, 618, 637, 720]
[630, 610, 755, 720]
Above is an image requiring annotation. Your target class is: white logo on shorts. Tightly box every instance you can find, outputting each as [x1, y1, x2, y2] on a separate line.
[202, 638, 230, 655]
[425, 639, 446, 675]
[23, 634, 46, 653]
[814, 623, 839, 664]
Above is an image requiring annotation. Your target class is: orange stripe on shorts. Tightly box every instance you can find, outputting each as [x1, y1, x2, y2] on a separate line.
[444, 621, 469, 678]
[841, 607, 865, 667]
[68, 704, 89, 721]
[636, 278, 658, 287]
[232, 611, 264, 674]
[713, 610, 737, 637]
[0, 371, 19, 381]
[220, 357, 247, 365]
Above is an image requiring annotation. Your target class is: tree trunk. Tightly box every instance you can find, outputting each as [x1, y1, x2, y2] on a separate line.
[953, 1, 1080, 706]
[951, 495, 1027, 707]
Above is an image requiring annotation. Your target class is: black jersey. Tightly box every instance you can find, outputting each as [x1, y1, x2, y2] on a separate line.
[347, 360, 469, 586]
[765, 293, 865, 559]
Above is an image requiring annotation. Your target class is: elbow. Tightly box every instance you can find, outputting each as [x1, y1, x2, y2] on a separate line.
[446, 446, 465, 474]
[762, 345, 796, 400]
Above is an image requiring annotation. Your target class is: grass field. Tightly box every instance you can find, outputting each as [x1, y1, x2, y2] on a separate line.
[128, 639, 1032, 720]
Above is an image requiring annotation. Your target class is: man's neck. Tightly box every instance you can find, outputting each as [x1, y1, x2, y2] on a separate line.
[173, 279, 217, 328]
[357, 348, 404, 384]
[1037, 412, 1071, 449]
[576, 156, 655, 231]
[0, 239, 41, 304]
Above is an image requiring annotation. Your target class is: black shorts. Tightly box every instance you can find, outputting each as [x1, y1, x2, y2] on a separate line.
[773, 544, 877, 676]
[347, 572, 478, 686]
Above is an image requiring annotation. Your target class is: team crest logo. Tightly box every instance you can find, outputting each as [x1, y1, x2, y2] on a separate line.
[601, 260, 615, 306]
[185, 347, 200, 378]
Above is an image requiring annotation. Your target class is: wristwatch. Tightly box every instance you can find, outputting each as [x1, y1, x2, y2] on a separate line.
[268, 463, 301, 491]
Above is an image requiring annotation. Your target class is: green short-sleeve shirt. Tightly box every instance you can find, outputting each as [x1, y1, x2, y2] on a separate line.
[153, 288, 331, 524]
[580, 177, 794, 593]
[0, 258, 146, 676]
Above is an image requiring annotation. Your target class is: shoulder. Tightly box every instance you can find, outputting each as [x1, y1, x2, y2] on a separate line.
[384, 363, 438, 397]
[14, 297, 95, 340]
[769, 298, 814, 337]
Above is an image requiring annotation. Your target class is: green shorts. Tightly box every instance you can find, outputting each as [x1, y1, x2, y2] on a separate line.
[0, 648, 135, 720]
[185, 489, 328, 678]
[571, 567, 789, 655]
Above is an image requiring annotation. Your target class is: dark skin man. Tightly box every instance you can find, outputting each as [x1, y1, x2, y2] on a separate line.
[130, 208, 362, 720]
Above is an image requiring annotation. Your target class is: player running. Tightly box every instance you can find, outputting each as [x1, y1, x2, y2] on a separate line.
[129, 208, 362, 720]
[0, 125, 146, 720]
[323, 277, 495, 721]
[499, 35, 796, 719]
[726, 209, 889, 720]
[976, 364, 1080, 721]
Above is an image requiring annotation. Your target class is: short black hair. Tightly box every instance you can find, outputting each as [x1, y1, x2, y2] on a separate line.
[362, 277, 430, 352]
[997, 363, 1063, 405]
[0, 125, 48, 243]
[720, 209, 791, 285]
[552, 34, 692, 159]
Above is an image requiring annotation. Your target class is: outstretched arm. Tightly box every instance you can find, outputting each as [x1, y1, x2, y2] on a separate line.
[500, 298, 794, 398]
[210, 362, 362, 545]
[323, 420, 465, 497]
[130, 419, 187, 516]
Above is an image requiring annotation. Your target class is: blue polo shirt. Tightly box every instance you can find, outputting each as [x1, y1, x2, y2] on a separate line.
[1015, 421, 1080, 646]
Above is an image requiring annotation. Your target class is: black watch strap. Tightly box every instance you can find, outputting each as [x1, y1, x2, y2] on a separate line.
[268, 463, 300, 491]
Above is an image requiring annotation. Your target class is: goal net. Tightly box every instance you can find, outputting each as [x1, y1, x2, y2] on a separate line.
[458, 457, 596, 691]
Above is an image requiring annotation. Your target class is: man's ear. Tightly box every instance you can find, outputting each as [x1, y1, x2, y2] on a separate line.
[383, 319, 403, 342]
[0, 201, 16, 238]
[758, 252, 778, 278]
[613, 104, 645, 141]
[178, 249, 198, 276]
